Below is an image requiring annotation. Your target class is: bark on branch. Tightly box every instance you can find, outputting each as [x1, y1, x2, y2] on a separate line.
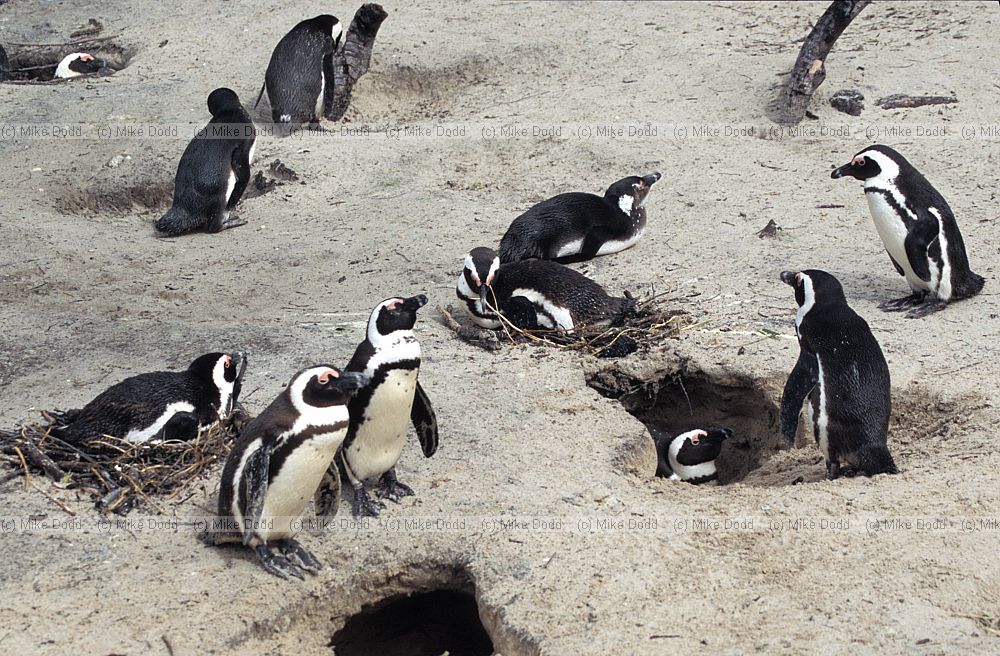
[779, 0, 870, 125]
[325, 3, 388, 121]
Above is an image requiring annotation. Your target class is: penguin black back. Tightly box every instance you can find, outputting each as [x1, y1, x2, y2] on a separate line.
[779, 270, 896, 478]
[497, 172, 661, 264]
[155, 88, 256, 236]
[52, 352, 246, 444]
[260, 15, 341, 127]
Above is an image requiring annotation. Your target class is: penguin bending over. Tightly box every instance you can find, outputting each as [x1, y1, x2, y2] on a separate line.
[54, 52, 114, 79]
[156, 88, 256, 236]
[831, 144, 984, 318]
[498, 172, 661, 264]
[780, 270, 897, 479]
[256, 15, 342, 128]
[52, 352, 246, 444]
[315, 295, 439, 518]
[214, 365, 367, 579]
[457, 247, 635, 331]
[653, 428, 731, 484]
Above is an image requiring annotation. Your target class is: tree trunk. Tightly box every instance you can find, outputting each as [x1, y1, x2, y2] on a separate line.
[325, 4, 388, 121]
[779, 0, 870, 125]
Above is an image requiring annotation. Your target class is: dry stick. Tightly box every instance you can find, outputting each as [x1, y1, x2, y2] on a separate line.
[20, 442, 67, 482]
[29, 480, 76, 516]
[779, 0, 871, 125]
[12, 447, 30, 492]
[325, 4, 388, 121]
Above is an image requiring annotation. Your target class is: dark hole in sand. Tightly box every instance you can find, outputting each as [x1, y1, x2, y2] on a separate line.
[3, 42, 133, 83]
[588, 367, 781, 485]
[329, 589, 494, 656]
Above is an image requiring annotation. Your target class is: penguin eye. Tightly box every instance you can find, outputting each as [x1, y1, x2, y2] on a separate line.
[690, 436, 700, 446]
[224, 355, 232, 367]
[795, 273, 803, 286]
[852, 156, 865, 166]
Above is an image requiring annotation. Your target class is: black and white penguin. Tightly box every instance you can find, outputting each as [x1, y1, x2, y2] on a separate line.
[780, 270, 898, 479]
[653, 428, 731, 484]
[54, 52, 113, 79]
[315, 295, 439, 518]
[831, 144, 985, 318]
[256, 15, 342, 128]
[214, 365, 368, 579]
[155, 88, 256, 236]
[497, 172, 662, 264]
[51, 352, 246, 444]
[457, 247, 636, 331]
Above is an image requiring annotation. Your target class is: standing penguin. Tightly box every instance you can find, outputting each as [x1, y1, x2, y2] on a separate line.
[653, 428, 732, 484]
[497, 172, 661, 264]
[51, 352, 246, 444]
[214, 365, 368, 579]
[457, 247, 635, 331]
[315, 295, 438, 518]
[831, 144, 984, 318]
[155, 88, 256, 236]
[256, 15, 342, 128]
[780, 270, 897, 479]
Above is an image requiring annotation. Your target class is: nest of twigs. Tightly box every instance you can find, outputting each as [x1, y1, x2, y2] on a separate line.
[440, 293, 693, 358]
[0, 409, 245, 515]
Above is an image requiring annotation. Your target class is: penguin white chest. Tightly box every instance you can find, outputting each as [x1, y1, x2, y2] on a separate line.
[258, 431, 346, 542]
[865, 192, 929, 291]
[346, 369, 418, 481]
[314, 74, 325, 120]
[809, 357, 830, 460]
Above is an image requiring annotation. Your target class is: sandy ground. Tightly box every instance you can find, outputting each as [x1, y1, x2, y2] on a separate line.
[1, 1, 999, 654]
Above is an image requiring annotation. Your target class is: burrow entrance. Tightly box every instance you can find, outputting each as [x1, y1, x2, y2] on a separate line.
[330, 588, 494, 656]
[587, 365, 784, 485]
[2, 42, 133, 83]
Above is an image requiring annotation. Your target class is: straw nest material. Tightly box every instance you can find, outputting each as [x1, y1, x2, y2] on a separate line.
[0, 408, 247, 515]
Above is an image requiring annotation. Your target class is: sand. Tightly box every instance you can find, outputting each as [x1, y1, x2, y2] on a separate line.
[1, 1, 998, 654]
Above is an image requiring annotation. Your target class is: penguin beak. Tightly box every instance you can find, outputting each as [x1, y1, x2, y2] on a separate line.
[780, 271, 798, 287]
[479, 285, 492, 310]
[716, 428, 733, 441]
[642, 172, 662, 187]
[229, 351, 248, 403]
[334, 371, 369, 394]
[830, 163, 850, 179]
[401, 294, 428, 311]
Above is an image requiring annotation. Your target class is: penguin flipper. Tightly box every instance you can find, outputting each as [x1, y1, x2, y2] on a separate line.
[411, 381, 438, 457]
[780, 351, 818, 446]
[313, 462, 341, 517]
[886, 251, 905, 277]
[241, 445, 271, 545]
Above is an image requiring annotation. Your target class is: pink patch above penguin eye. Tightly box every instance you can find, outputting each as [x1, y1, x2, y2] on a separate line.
[80, 54, 94, 62]
[690, 436, 700, 445]
[852, 156, 865, 166]
[795, 273, 803, 285]
[224, 355, 232, 367]
[386, 299, 402, 311]
[317, 369, 337, 384]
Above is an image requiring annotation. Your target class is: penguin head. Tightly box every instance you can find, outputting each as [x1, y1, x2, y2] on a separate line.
[781, 269, 847, 316]
[311, 14, 343, 48]
[605, 172, 662, 216]
[831, 144, 904, 182]
[54, 52, 111, 79]
[207, 88, 243, 116]
[368, 294, 428, 345]
[188, 352, 247, 417]
[290, 365, 367, 410]
[668, 427, 732, 482]
[459, 247, 501, 314]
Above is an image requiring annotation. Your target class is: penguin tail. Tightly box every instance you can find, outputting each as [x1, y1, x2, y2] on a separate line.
[497, 234, 542, 264]
[253, 81, 266, 109]
[953, 271, 986, 300]
[155, 206, 200, 236]
[856, 444, 898, 476]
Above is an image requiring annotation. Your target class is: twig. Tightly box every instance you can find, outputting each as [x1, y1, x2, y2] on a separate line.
[29, 480, 75, 516]
[12, 447, 30, 492]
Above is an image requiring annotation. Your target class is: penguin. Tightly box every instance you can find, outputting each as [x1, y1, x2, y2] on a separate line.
[51, 352, 246, 444]
[497, 172, 662, 264]
[831, 144, 985, 318]
[314, 295, 439, 518]
[0, 44, 10, 82]
[256, 15, 342, 128]
[457, 247, 636, 331]
[779, 270, 898, 479]
[155, 88, 256, 236]
[652, 428, 732, 484]
[214, 365, 368, 579]
[54, 52, 113, 79]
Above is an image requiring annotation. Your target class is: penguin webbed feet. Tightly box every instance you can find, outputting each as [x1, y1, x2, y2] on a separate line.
[352, 484, 385, 518]
[878, 292, 926, 313]
[375, 468, 415, 503]
[904, 298, 947, 319]
[278, 538, 322, 574]
[218, 215, 247, 231]
[254, 543, 307, 580]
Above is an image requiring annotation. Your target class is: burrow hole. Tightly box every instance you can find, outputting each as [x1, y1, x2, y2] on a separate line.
[589, 367, 784, 485]
[329, 584, 495, 656]
[3, 42, 134, 83]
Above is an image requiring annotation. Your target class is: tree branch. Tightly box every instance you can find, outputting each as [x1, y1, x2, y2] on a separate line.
[325, 4, 388, 121]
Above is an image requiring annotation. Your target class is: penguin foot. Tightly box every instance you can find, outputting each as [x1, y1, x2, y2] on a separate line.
[255, 544, 305, 580]
[826, 461, 842, 480]
[278, 539, 322, 574]
[878, 293, 926, 312]
[376, 471, 415, 503]
[220, 215, 247, 231]
[352, 486, 385, 517]
[904, 299, 948, 319]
